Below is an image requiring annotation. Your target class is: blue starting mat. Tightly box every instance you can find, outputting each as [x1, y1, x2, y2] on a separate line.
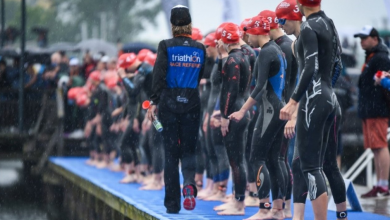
[49, 157, 390, 220]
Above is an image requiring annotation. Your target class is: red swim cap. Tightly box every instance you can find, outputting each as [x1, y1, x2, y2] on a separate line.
[192, 28, 203, 41]
[258, 10, 279, 30]
[204, 32, 217, 48]
[245, 16, 270, 36]
[298, 0, 321, 7]
[221, 23, 240, 44]
[215, 23, 229, 40]
[137, 49, 153, 62]
[276, 0, 303, 21]
[117, 53, 137, 69]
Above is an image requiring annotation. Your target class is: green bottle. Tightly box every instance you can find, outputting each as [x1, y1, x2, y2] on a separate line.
[153, 114, 163, 132]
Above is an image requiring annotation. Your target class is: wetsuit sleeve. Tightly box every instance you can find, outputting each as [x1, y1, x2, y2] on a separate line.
[206, 64, 220, 115]
[291, 23, 319, 102]
[150, 40, 168, 104]
[220, 57, 240, 119]
[250, 51, 270, 102]
[381, 78, 390, 90]
[123, 78, 136, 96]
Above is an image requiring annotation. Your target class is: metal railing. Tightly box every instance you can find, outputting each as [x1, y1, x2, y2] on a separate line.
[343, 149, 375, 188]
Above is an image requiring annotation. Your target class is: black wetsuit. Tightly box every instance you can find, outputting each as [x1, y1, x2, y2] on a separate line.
[206, 59, 230, 184]
[249, 40, 287, 201]
[120, 76, 141, 165]
[150, 36, 205, 212]
[274, 35, 298, 202]
[220, 48, 251, 200]
[292, 10, 340, 201]
[196, 56, 214, 179]
[240, 44, 259, 186]
[95, 83, 117, 154]
[292, 16, 347, 209]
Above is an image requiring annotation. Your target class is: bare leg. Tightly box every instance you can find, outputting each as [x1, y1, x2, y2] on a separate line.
[244, 198, 271, 220]
[284, 199, 292, 218]
[311, 192, 328, 220]
[373, 148, 390, 183]
[244, 182, 259, 207]
[292, 203, 305, 220]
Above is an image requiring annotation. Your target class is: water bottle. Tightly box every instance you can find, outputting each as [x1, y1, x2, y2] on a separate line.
[142, 100, 163, 132]
[152, 115, 163, 132]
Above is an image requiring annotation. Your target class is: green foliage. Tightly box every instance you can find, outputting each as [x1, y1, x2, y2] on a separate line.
[51, 0, 161, 42]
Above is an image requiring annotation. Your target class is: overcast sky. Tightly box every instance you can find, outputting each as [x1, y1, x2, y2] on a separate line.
[137, 0, 389, 43]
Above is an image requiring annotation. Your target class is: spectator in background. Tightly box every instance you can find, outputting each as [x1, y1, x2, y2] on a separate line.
[68, 58, 85, 88]
[0, 57, 11, 89]
[354, 25, 390, 198]
[24, 63, 38, 89]
[107, 58, 117, 71]
[82, 51, 96, 79]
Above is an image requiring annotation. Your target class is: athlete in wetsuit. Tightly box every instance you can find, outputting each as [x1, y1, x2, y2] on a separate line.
[279, 1, 344, 219]
[263, 8, 299, 217]
[238, 18, 262, 207]
[197, 32, 231, 200]
[212, 23, 251, 216]
[229, 16, 287, 220]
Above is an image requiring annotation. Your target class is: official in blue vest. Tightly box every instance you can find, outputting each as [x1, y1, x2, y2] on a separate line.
[147, 5, 206, 214]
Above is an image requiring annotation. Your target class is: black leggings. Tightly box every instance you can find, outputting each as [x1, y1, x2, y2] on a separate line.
[119, 121, 139, 164]
[250, 110, 286, 201]
[294, 93, 336, 201]
[280, 136, 293, 201]
[245, 106, 259, 183]
[223, 116, 249, 199]
[159, 107, 200, 211]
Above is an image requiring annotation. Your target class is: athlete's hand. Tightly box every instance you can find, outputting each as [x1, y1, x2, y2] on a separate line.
[142, 117, 152, 134]
[280, 99, 298, 121]
[84, 122, 92, 138]
[117, 68, 126, 79]
[221, 117, 230, 137]
[133, 118, 140, 133]
[217, 39, 228, 59]
[228, 109, 245, 122]
[147, 105, 157, 122]
[284, 119, 296, 139]
[203, 113, 209, 133]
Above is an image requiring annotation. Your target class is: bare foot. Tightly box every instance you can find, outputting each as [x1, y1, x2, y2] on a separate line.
[284, 209, 292, 218]
[217, 201, 245, 216]
[109, 163, 123, 172]
[141, 176, 154, 185]
[267, 209, 285, 220]
[139, 182, 163, 190]
[85, 159, 94, 165]
[197, 188, 214, 199]
[204, 191, 226, 201]
[244, 209, 271, 220]
[119, 174, 136, 184]
[96, 161, 108, 169]
[221, 194, 233, 203]
[244, 196, 259, 207]
[213, 200, 234, 211]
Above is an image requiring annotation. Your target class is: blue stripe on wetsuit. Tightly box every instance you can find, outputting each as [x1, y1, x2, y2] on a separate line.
[166, 46, 205, 88]
[268, 54, 286, 101]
